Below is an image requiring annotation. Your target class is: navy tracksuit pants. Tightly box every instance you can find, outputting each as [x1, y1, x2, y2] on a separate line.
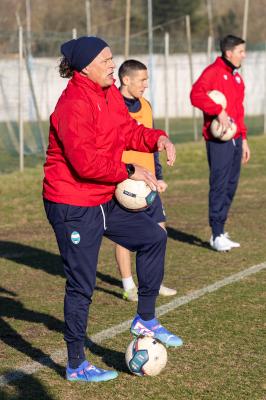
[44, 197, 167, 366]
[206, 137, 243, 238]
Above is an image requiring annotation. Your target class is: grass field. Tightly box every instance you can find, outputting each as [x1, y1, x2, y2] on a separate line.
[0, 136, 266, 400]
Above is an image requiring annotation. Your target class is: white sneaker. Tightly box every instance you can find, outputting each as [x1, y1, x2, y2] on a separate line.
[123, 287, 138, 302]
[123, 285, 177, 300]
[210, 234, 231, 252]
[159, 284, 177, 296]
[210, 233, 240, 249]
[223, 232, 240, 248]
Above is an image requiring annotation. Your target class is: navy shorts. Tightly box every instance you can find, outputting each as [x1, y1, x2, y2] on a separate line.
[144, 193, 166, 223]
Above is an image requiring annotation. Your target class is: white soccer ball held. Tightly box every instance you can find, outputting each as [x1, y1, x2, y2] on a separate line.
[115, 179, 157, 211]
[207, 90, 227, 109]
[207, 90, 237, 141]
[210, 117, 237, 141]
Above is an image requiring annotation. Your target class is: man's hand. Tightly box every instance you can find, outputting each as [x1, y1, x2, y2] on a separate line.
[217, 109, 231, 131]
[130, 164, 158, 191]
[157, 180, 168, 193]
[157, 136, 176, 166]
[242, 139, 250, 164]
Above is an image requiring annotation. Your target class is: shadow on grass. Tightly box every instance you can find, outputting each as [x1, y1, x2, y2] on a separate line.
[167, 226, 210, 249]
[0, 240, 122, 295]
[0, 287, 65, 380]
[86, 338, 129, 374]
[0, 286, 125, 381]
[0, 288, 64, 375]
[0, 371, 54, 400]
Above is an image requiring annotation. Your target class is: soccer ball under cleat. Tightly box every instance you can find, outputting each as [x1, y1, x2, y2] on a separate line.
[125, 336, 167, 376]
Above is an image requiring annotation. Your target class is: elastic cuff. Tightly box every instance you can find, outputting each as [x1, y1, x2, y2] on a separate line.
[67, 340, 85, 369]
[137, 294, 157, 320]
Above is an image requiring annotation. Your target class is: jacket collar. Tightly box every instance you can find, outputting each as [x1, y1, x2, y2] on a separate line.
[72, 71, 114, 97]
[214, 56, 237, 74]
[122, 95, 141, 113]
[221, 56, 240, 75]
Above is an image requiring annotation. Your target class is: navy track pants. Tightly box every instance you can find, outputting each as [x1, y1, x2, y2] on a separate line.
[206, 137, 243, 237]
[44, 198, 167, 345]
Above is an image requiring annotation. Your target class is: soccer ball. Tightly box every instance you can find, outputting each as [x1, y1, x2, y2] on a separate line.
[210, 118, 237, 141]
[125, 336, 167, 376]
[115, 179, 157, 211]
[208, 90, 227, 109]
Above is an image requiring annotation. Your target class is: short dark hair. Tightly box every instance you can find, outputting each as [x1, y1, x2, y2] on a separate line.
[220, 35, 245, 56]
[118, 59, 147, 85]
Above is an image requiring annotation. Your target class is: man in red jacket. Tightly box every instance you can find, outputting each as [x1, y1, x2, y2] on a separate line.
[43, 36, 182, 383]
[190, 35, 250, 252]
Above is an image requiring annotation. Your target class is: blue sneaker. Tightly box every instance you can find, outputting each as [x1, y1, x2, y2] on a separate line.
[130, 315, 183, 348]
[66, 360, 118, 382]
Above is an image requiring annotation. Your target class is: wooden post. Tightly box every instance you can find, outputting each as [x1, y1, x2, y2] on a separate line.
[19, 26, 24, 171]
[124, 0, 131, 59]
[264, 42, 266, 134]
[148, 0, 154, 108]
[242, 0, 249, 41]
[186, 15, 198, 141]
[164, 32, 169, 135]
[207, 35, 213, 64]
[72, 28, 77, 39]
[24, 53, 47, 157]
[85, 0, 92, 36]
[206, 0, 214, 58]
[25, 0, 32, 57]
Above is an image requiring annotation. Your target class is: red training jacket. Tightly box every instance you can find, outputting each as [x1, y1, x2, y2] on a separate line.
[190, 57, 247, 141]
[43, 72, 166, 206]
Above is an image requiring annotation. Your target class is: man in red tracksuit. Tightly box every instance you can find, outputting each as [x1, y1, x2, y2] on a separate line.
[43, 36, 182, 383]
[190, 34, 250, 252]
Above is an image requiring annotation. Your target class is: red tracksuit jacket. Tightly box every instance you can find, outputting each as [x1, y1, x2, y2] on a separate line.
[190, 57, 247, 141]
[43, 72, 166, 206]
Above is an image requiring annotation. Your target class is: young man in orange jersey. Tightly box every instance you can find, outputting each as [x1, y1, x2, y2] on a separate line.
[117, 59, 177, 301]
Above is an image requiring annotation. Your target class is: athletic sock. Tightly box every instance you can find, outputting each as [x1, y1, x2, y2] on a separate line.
[122, 276, 136, 291]
[138, 312, 155, 321]
[213, 230, 223, 241]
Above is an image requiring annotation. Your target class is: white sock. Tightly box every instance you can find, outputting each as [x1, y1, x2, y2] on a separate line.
[122, 276, 136, 291]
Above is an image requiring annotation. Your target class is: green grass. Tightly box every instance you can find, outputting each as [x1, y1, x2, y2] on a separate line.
[0, 136, 266, 399]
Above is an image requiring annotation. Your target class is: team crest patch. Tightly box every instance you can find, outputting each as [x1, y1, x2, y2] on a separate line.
[223, 74, 228, 80]
[235, 76, 241, 84]
[71, 231, 80, 244]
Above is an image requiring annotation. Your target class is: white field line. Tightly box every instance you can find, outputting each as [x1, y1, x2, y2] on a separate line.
[0, 261, 265, 386]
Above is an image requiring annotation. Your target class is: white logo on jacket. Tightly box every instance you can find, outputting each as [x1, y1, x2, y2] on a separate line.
[223, 74, 228, 80]
[235, 76, 241, 84]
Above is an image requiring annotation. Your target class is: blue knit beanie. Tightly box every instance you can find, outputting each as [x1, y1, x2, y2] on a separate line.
[61, 36, 109, 72]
